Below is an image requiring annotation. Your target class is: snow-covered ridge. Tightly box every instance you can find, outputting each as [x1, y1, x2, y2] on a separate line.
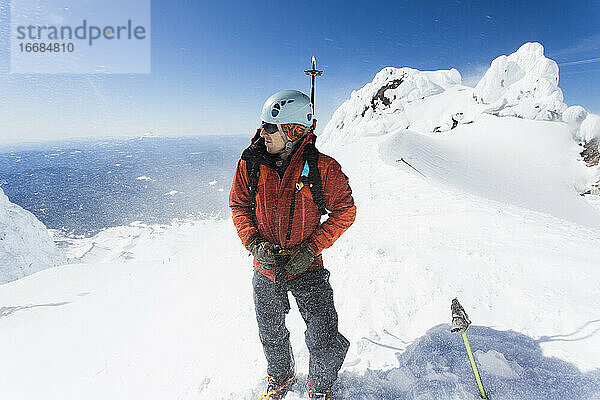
[322, 42, 599, 145]
[0, 187, 66, 284]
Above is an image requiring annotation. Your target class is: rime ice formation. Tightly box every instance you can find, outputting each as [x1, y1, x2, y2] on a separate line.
[0, 187, 66, 284]
[473, 42, 566, 121]
[321, 66, 469, 145]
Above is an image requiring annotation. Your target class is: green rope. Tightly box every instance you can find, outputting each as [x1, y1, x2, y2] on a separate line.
[461, 333, 488, 399]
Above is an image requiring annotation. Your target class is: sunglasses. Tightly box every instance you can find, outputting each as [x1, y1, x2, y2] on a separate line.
[261, 122, 279, 135]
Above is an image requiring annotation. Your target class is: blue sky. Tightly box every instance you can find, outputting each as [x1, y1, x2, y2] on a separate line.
[0, 0, 599, 142]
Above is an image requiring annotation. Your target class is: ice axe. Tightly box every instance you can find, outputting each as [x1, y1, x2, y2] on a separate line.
[451, 298, 489, 399]
[304, 56, 323, 114]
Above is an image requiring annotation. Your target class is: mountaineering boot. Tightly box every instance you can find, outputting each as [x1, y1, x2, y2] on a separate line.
[259, 373, 296, 400]
[305, 377, 333, 399]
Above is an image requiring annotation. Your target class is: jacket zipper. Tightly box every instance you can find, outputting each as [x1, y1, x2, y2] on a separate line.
[285, 188, 296, 241]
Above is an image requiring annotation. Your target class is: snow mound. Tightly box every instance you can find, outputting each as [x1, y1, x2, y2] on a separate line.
[476, 349, 522, 379]
[563, 106, 588, 138]
[473, 42, 565, 121]
[335, 325, 599, 399]
[562, 105, 600, 143]
[0, 187, 66, 284]
[580, 114, 600, 142]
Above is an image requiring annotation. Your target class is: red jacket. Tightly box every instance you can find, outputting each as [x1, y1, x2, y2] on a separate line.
[229, 131, 356, 282]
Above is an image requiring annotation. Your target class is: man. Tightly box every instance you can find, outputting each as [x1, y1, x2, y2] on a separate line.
[229, 90, 356, 399]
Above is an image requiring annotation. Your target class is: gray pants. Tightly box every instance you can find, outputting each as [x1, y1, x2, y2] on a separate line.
[252, 268, 350, 392]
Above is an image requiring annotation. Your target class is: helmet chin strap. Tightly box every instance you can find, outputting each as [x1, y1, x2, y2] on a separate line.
[276, 124, 294, 154]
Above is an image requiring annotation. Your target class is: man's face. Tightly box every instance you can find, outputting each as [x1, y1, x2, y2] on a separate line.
[260, 124, 286, 154]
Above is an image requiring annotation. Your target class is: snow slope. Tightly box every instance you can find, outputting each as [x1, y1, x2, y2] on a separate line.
[2, 126, 600, 399]
[2, 42, 600, 399]
[0, 187, 66, 284]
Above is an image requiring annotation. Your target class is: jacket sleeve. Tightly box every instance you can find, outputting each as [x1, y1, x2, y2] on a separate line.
[307, 159, 356, 255]
[229, 159, 260, 249]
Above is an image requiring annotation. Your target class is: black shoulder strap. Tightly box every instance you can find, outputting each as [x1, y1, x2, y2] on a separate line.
[303, 141, 328, 215]
[246, 159, 260, 205]
[241, 128, 263, 207]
